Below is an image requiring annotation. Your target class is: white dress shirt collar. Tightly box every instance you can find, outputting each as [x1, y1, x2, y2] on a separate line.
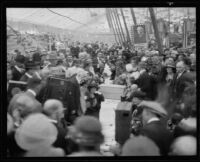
[15, 65, 22, 73]
[25, 72, 33, 78]
[147, 117, 160, 124]
[27, 89, 36, 97]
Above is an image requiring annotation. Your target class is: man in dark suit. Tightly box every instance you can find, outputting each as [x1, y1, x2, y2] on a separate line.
[138, 101, 174, 155]
[43, 99, 69, 154]
[134, 62, 157, 100]
[65, 55, 75, 68]
[20, 60, 41, 82]
[24, 74, 44, 104]
[172, 61, 194, 101]
[11, 55, 26, 81]
[66, 70, 89, 124]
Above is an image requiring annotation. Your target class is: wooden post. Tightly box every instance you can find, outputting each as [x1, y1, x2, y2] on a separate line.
[111, 8, 124, 45]
[114, 8, 126, 44]
[149, 8, 163, 54]
[106, 8, 118, 44]
[130, 8, 137, 25]
[120, 8, 132, 48]
[109, 8, 122, 45]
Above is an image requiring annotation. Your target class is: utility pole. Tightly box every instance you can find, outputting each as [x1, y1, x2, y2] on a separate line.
[149, 7, 163, 54]
[120, 8, 132, 48]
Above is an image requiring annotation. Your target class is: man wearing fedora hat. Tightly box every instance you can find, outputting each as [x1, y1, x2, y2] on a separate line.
[138, 101, 174, 155]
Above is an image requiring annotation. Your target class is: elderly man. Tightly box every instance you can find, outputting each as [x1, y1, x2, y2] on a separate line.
[20, 60, 40, 82]
[43, 99, 68, 154]
[138, 101, 174, 155]
[7, 93, 42, 157]
[172, 60, 194, 101]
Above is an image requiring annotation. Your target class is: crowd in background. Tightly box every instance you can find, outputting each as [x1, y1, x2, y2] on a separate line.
[7, 38, 197, 156]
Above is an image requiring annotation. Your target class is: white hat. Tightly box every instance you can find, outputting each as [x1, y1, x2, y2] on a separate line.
[15, 113, 58, 150]
[138, 101, 168, 117]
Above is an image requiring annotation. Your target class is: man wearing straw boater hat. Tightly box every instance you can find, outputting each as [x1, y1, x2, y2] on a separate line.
[137, 101, 174, 155]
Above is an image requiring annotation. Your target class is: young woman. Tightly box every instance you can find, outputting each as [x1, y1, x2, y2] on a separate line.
[84, 81, 104, 119]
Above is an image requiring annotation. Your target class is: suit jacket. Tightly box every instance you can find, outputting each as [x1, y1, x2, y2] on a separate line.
[134, 71, 158, 100]
[24, 90, 42, 108]
[172, 71, 194, 100]
[52, 122, 68, 154]
[11, 66, 25, 81]
[67, 75, 81, 113]
[20, 73, 32, 82]
[140, 120, 174, 155]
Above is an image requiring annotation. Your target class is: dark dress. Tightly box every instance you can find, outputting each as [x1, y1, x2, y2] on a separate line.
[85, 92, 104, 119]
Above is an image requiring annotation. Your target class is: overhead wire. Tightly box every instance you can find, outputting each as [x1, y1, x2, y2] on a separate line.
[46, 8, 88, 26]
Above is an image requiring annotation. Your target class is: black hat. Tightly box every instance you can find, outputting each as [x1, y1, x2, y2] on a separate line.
[25, 60, 39, 70]
[129, 90, 146, 100]
[15, 55, 25, 64]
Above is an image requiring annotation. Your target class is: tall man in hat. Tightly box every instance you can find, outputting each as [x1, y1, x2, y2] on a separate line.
[11, 55, 26, 81]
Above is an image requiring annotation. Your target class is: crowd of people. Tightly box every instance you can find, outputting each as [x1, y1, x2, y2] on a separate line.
[7, 38, 197, 157]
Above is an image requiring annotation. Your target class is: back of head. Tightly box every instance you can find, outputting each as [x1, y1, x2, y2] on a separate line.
[8, 93, 42, 119]
[170, 135, 196, 155]
[122, 136, 160, 156]
[43, 99, 63, 116]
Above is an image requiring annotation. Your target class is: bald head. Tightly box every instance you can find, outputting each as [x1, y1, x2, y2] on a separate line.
[43, 99, 64, 120]
[170, 136, 196, 155]
[8, 93, 42, 122]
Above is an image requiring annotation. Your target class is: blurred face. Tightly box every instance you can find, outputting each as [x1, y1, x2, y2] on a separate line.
[176, 61, 185, 74]
[167, 67, 173, 73]
[7, 69, 13, 81]
[132, 97, 141, 106]
[90, 87, 97, 94]
[178, 55, 184, 61]
[131, 60, 137, 67]
[67, 56, 73, 62]
[137, 27, 144, 35]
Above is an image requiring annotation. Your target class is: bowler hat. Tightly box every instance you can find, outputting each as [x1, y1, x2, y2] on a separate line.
[25, 60, 39, 69]
[15, 55, 25, 64]
[129, 90, 146, 100]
